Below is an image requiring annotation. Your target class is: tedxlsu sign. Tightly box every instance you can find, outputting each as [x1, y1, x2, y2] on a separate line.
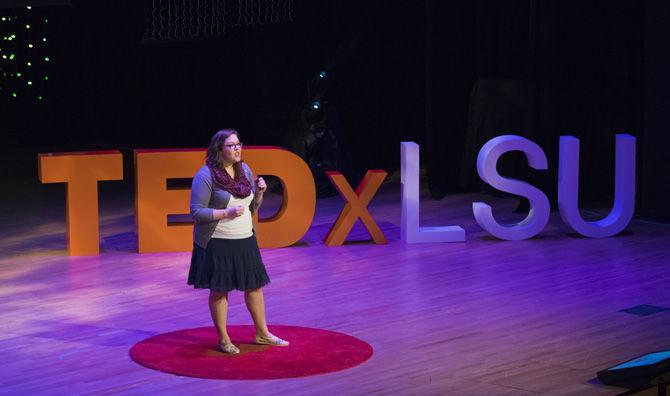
[38, 134, 635, 256]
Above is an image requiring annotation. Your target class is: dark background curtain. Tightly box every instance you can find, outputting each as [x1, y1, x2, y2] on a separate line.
[426, 0, 644, 208]
[1, 0, 668, 219]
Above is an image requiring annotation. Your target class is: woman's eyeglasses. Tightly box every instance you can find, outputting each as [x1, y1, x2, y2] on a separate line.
[224, 143, 243, 149]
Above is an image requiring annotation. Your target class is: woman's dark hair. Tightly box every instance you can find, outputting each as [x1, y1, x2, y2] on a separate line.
[206, 128, 242, 179]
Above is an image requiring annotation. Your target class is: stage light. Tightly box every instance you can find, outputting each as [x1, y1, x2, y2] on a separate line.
[598, 349, 670, 390]
[311, 101, 321, 110]
[318, 71, 327, 79]
[0, 12, 51, 101]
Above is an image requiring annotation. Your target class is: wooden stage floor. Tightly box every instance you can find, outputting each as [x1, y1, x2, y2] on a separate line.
[1, 181, 669, 395]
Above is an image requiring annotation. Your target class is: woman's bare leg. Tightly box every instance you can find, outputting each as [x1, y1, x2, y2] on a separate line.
[244, 288, 270, 337]
[209, 290, 231, 343]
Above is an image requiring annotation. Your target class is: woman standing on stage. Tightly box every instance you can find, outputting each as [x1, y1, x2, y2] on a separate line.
[188, 128, 289, 354]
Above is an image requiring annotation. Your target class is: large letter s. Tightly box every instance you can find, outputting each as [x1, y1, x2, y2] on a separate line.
[473, 135, 550, 240]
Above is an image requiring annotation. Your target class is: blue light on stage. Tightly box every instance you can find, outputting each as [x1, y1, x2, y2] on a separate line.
[311, 100, 321, 110]
[318, 71, 327, 79]
[611, 351, 670, 370]
[597, 349, 670, 389]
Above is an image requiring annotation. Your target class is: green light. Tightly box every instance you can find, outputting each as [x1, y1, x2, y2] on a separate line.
[27, 61, 31, 66]
[25, 24, 30, 29]
[26, 5, 32, 9]
[28, 44, 33, 48]
[1, 54, 6, 59]
[27, 81, 32, 85]
[44, 57, 49, 62]
[16, 72, 21, 77]
[9, 53, 14, 59]
[42, 37, 46, 42]
[1, 17, 6, 21]
[44, 75, 48, 80]
[38, 96, 43, 100]
[12, 92, 16, 97]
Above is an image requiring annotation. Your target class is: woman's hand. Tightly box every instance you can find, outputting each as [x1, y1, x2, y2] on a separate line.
[225, 205, 245, 218]
[256, 177, 267, 194]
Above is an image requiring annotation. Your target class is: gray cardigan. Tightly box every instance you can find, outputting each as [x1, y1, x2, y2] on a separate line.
[190, 163, 260, 248]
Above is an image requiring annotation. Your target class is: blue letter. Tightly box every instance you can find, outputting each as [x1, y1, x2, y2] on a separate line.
[401, 142, 465, 243]
[558, 134, 636, 238]
[473, 135, 550, 240]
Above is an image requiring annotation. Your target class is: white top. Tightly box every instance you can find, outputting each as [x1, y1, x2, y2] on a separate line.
[211, 192, 254, 239]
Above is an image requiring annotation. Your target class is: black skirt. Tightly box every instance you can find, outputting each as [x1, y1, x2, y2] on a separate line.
[188, 235, 270, 292]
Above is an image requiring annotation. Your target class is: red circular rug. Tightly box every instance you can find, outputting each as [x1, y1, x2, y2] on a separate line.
[129, 325, 373, 379]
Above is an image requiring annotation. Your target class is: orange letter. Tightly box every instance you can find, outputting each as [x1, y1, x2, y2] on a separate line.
[243, 147, 316, 248]
[38, 151, 123, 256]
[324, 170, 388, 246]
[135, 149, 205, 253]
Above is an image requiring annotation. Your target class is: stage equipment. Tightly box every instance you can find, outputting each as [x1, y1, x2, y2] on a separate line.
[284, 103, 358, 198]
[284, 70, 359, 197]
[0, 1, 70, 7]
[142, 0, 293, 43]
[597, 350, 670, 392]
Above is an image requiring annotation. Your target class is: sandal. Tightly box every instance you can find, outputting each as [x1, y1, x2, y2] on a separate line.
[255, 334, 289, 347]
[217, 342, 240, 354]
